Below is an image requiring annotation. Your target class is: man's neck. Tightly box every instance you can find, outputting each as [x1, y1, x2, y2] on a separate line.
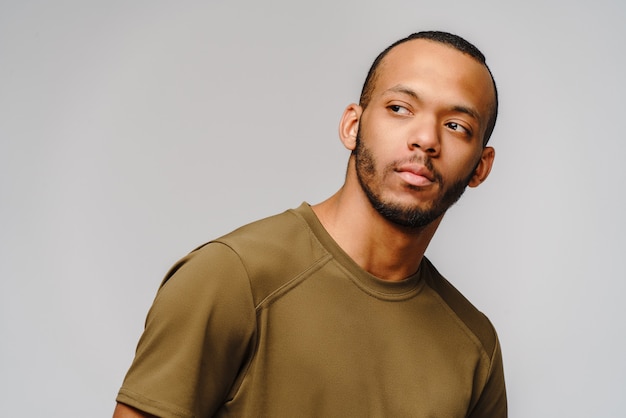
[312, 185, 442, 282]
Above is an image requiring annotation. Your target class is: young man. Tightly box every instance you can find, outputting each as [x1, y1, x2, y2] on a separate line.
[114, 31, 506, 417]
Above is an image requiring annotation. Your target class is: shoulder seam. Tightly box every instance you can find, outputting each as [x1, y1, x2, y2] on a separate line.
[255, 253, 333, 312]
[428, 284, 494, 363]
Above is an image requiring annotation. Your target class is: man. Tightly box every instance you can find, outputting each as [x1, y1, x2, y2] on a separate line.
[114, 30, 506, 417]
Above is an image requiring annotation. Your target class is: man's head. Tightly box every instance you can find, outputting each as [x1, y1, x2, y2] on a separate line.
[359, 31, 498, 146]
[338, 32, 497, 229]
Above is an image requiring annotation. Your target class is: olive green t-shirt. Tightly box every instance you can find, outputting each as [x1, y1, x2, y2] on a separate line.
[117, 203, 506, 417]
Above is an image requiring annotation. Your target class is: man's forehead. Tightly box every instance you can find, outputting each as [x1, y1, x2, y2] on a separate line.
[379, 39, 486, 79]
[367, 38, 496, 140]
[374, 40, 495, 109]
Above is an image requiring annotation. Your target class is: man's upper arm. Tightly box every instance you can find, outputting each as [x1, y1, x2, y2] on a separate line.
[116, 243, 256, 418]
[113, 402, 156, 418]
[469, 335, 508, 417]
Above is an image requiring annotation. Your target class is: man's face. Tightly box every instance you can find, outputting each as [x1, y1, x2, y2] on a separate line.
[354, 129, 477, 228]
[351, 39, 496, 229]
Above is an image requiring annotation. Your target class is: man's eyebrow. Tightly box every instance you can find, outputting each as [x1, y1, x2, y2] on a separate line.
[386, 85, 420, 101]
[385, 84, 481, 123]
[451, 105, 480, 122]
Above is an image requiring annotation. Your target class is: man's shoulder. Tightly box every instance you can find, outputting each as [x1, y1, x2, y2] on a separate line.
[191, 204, 331, 306]
[422, 258, 499, 358]
[211, 205, 322, 256]
[215, 206, 307, 248]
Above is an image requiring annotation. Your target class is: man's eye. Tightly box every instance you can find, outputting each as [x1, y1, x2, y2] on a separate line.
[446, 122, 470, 135]
[389, 105, 411, 115]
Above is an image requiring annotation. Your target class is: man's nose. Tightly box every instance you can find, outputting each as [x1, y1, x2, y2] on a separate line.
[407, 116, 440, 156]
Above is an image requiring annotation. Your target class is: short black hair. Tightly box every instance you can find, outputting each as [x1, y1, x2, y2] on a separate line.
[359, 31, 498, 145]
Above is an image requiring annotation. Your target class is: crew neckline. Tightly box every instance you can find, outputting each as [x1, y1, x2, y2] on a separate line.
[291, 202, 426, 300]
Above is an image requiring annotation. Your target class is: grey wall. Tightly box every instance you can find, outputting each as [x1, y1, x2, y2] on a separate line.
[1, 1, 625, 416]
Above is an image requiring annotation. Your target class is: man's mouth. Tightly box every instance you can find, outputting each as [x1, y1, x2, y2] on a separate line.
[395, 164, 436, 187]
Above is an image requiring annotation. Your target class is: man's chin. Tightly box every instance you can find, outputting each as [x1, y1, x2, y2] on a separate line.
[373, 202, 441, 229]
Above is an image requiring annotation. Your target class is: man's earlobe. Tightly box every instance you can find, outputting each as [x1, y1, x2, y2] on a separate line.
[339, 104, 362, 151]
[468, 146, 495, 188]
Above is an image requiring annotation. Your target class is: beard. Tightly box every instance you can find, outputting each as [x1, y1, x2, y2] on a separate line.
[354, 130, 476, 229]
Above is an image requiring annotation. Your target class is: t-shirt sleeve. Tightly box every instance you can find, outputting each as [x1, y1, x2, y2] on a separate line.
[468, 333, 508, 418]
[116, 242, 256, 418]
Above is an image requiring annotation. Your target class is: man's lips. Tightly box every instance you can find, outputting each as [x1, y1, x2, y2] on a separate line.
[395, 164, 435, 187]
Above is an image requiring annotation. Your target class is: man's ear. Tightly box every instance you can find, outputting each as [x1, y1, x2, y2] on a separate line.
[468, 146, 495, 188]
[339, 104, 362, 151]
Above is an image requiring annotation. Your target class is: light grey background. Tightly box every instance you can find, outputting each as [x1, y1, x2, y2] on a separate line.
[1, 1, 625, 417]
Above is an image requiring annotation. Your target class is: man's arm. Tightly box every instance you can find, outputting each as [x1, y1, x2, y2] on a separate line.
[468, 335, 507, 417]
[112, 402, 156, 418]
[115, 243, 256, 417]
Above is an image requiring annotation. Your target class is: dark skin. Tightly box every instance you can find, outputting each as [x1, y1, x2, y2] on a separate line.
[112, 403, 156, 418]
[313, 39, 495, 282]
